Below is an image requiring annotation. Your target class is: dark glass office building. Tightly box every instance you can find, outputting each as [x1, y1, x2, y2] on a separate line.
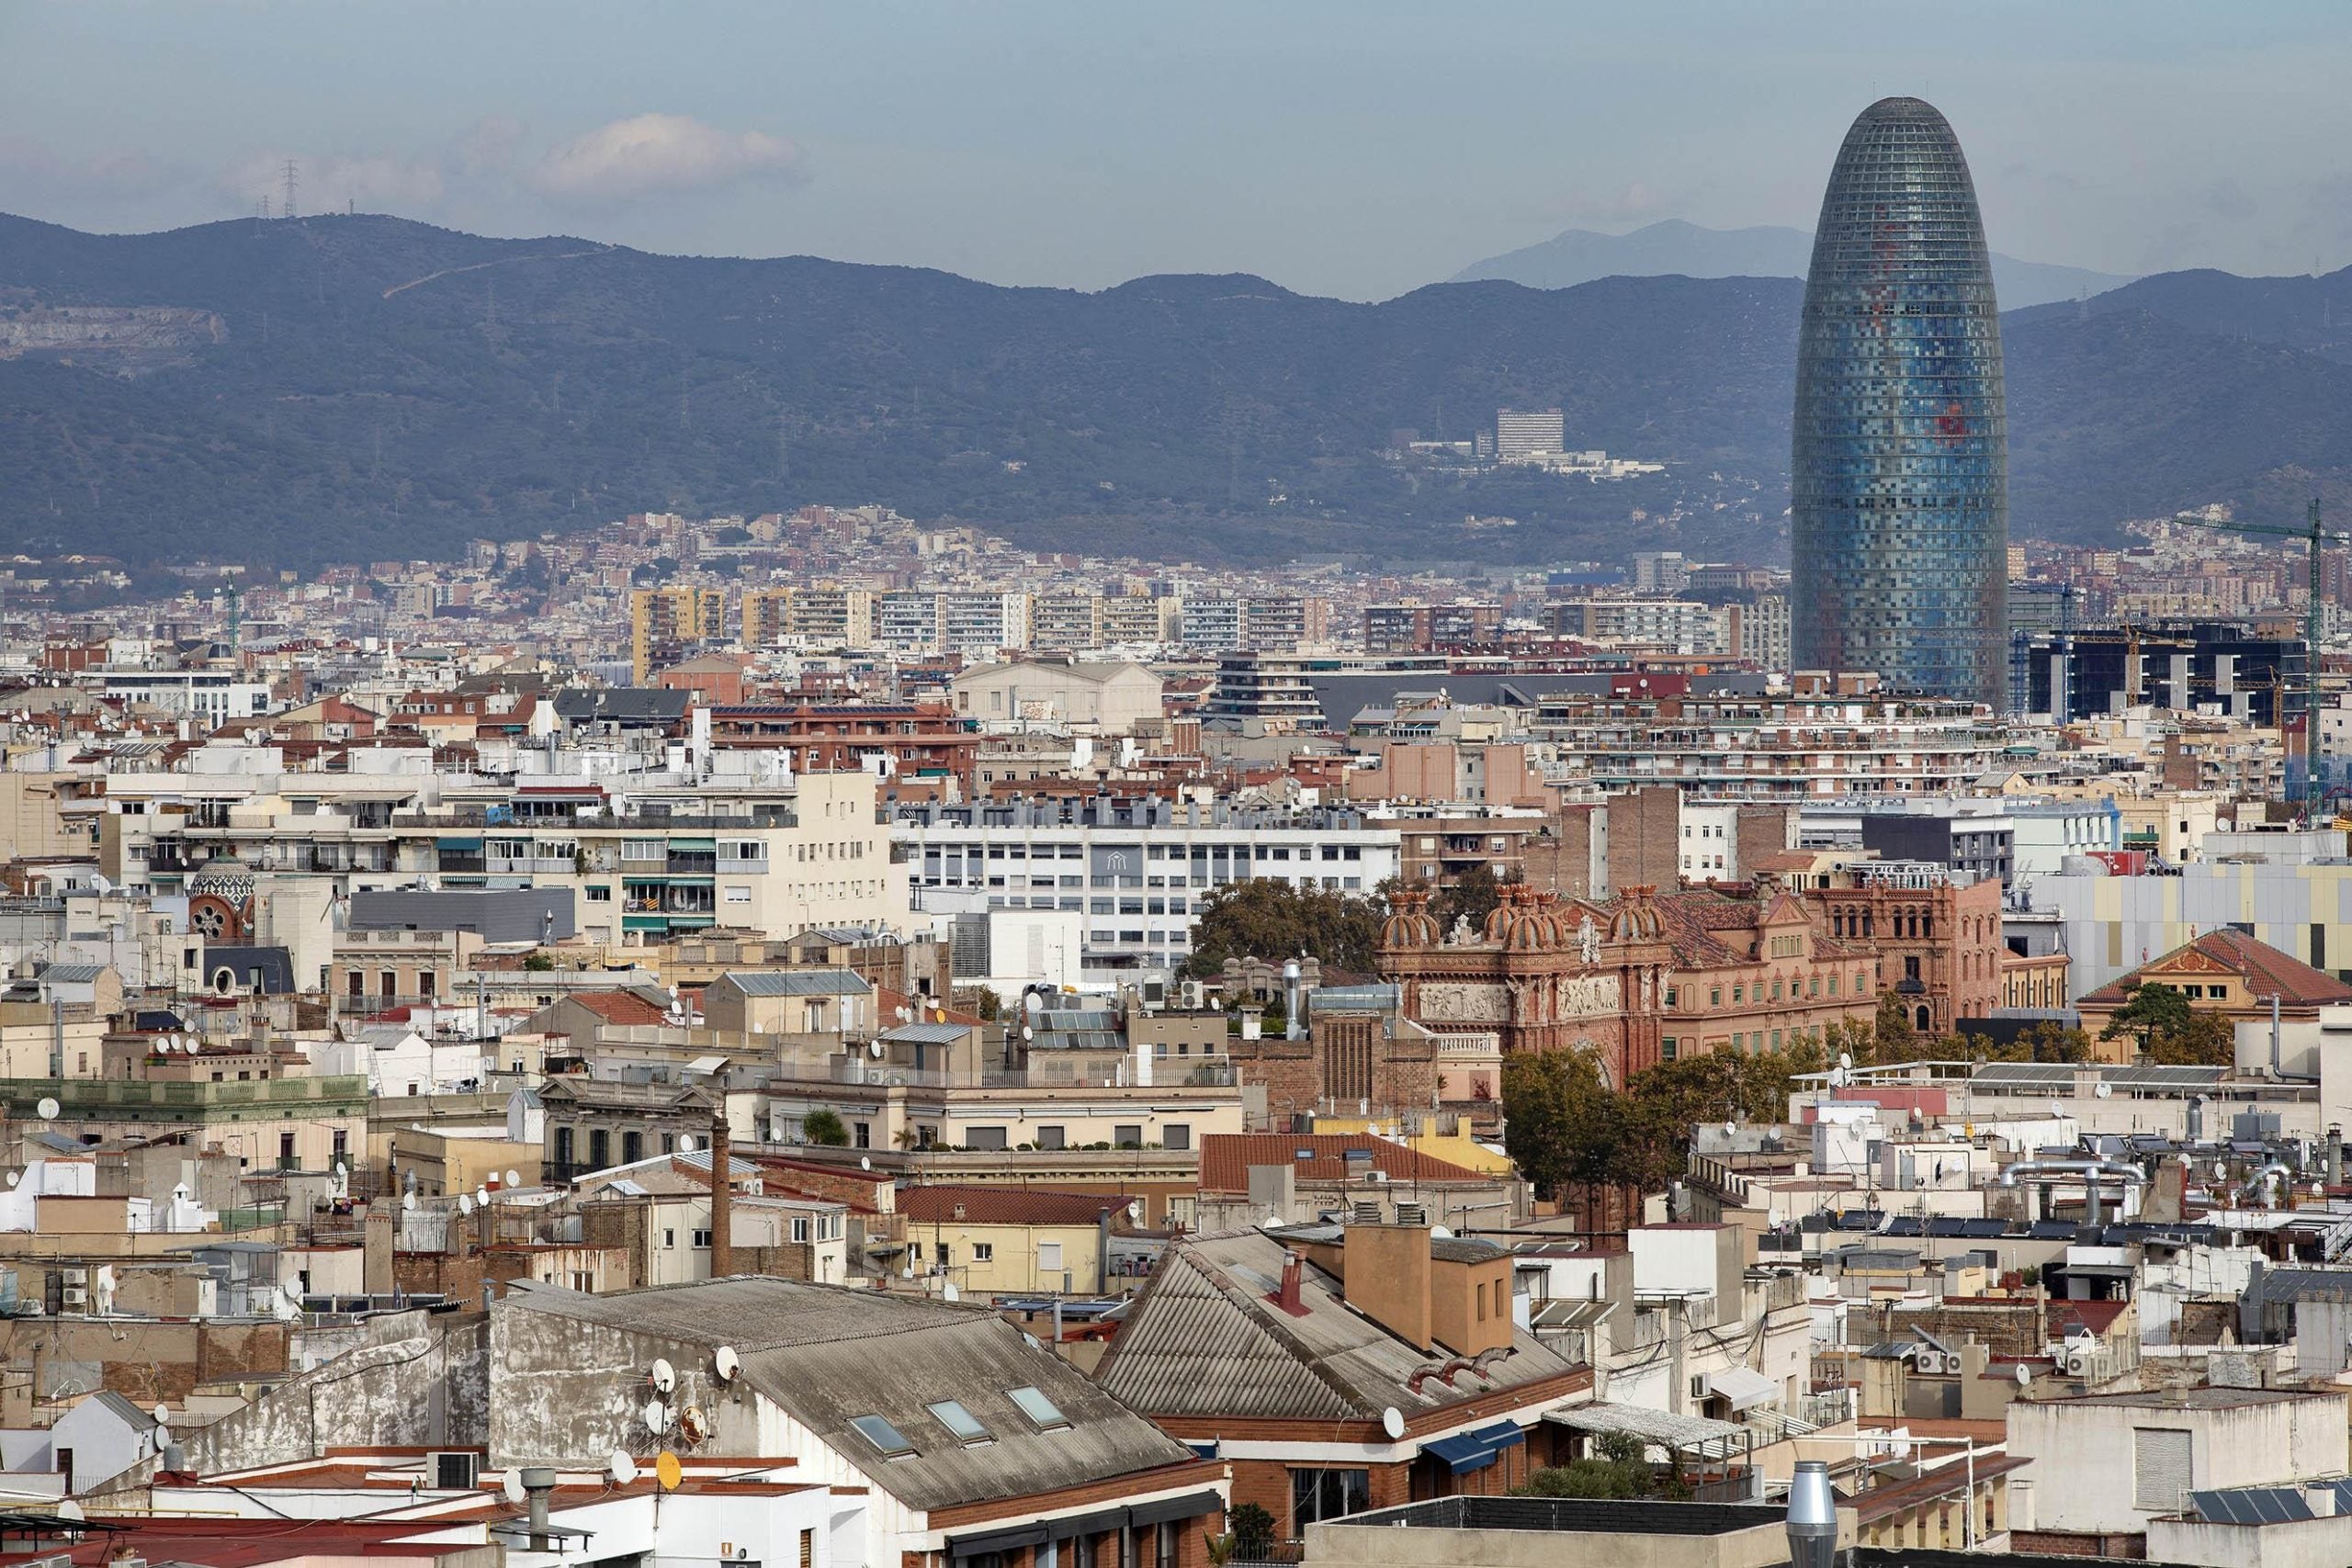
[1792, 96, 2007, 706]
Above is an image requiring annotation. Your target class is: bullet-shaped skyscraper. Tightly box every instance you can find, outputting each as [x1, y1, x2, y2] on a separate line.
[1792, 97, 2007, 706]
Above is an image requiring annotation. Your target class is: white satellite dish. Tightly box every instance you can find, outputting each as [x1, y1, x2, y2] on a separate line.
[1430, 1224, 1453, 1240]
[335, 1160, 348, 1179]
[609, 1450, 639, 1486]
[55, 1500, 84, 1523]
[650, 1357, 676, 1393]
[867, 1039, 885, 1059]
[1126, 1199, 1143, 1223]
[1838, 1051, 1853, 1071]
[714, 1345, 740, 1382]
[458, 1194, 474, 1215]
[505, 1168, 521, 1188]
[1380, 1406, 1407, 1440]
[1723, 1121, 1737, 1138]
[34, 1098, 58, 1121]
[2094, 1081, 2113, 1100]
[5, 1173, 17, 1189]
[677, 1134, 696, 1155]
[475, 1185, 490, 1207]
[2014, 1363, 2031, 1387]
[859, 1156, 872, 1171]
[643, 1397, 671, 1432]
[502, 1471, 526, 1506]
[152, 1404, 170, 1428]
[402, 1193, 417, 1212]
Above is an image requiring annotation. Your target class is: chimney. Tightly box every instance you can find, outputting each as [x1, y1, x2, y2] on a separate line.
[521, 1466, 557, 1550]
[1785, 1460, 1838, 1568]
[1269, 1249, 1306, 1315]
[708, 1112, 734, 1278]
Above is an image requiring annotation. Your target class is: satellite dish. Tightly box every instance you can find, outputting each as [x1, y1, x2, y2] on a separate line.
[2094, 1081, 2113, 1100]
[5, 1173, 17, 1189]
[152, 1404, 170, 1427]
[859, 1156, 872, 1172]
[867, 1039, 886, 1059]
[1126, 1199, 1143, 1222]
[677, 1134, 696, 1155]
[1430, 1224, 1453, 1240]
[1838, 1051, 1853, 1071]
[650, 1358, 676, 1393]
[402, 1193, 417, 1212]
[609, 1450, 639, 1486]
[475, 1185, 490, 1207]
[713, 1346, 740, 1382]
[654, 1450, 684, 1491]
[643, 1397, 671, 1432]
[458, 1194, 474, 1215]
[334, 1160, 348, 1179]
[55, 1500, 83, 1523]
[2215, 1161, 2229, 1179]
[35, 1098, 58, 1121]
[502, 1471, 526, 1506]
[1723, 1121, 1737, 1138]
[2015, 1364, 2031, 1387]
[505, 1168, 521, 1188]
[1381, 1406, 1407, 1440]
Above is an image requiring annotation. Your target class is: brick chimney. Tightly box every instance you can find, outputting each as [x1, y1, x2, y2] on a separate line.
[708, 1111, 734, 1279]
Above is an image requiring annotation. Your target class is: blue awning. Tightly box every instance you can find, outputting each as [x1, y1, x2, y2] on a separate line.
[1424, 1429, 1500, 1474]
[1472, 1421, 1525, 1451]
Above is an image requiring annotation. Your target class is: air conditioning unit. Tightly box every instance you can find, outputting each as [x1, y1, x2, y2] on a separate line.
[2062, 1348, 2090, 1377]
[1912, 1350, 1945, 1375]
[431, 1450, 479, 1490]
[58, 1283, 86, 1312]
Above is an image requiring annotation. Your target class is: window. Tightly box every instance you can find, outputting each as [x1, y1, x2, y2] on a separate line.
[928, 1399, 992, 1445]
[965, 1126, 1009, 1152]
[1008, 1385, 1070, 1430]
[663, 1228, 677, 1249]
[1163, 1123, 1192, 1152]
[1156, 1523, 1177, 1568]
[972, 1242, 994, 1262]
[692, 1229, 713, 1248]
[1038, 1241, 1065, 1273]
[1291, 1468, 1370, 1530]
[792, 1216, 811, 1243]
[1037, 1125, 1067, 1151]
[854, 1121, 870, 1149]
[1114, 1124, 1143, 1148]
[849, 1414, 917, 1458]
[2134, 1427, 2192, 1512]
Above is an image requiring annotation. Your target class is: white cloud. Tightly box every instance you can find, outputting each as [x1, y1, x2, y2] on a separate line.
[0, 139, 185, 202]
[530, 113, 806, 204]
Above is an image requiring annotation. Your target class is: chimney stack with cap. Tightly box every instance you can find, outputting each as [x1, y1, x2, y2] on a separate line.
[708, 1112, 734, 1278]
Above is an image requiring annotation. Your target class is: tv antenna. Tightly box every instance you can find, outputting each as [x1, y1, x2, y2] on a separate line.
[281, 159, 299, 220]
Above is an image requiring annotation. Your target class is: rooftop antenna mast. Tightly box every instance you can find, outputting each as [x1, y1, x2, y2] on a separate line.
[281, 159, 299, 221]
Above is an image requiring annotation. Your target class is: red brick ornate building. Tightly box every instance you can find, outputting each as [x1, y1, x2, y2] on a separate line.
[1377, 884, 1676, 1088]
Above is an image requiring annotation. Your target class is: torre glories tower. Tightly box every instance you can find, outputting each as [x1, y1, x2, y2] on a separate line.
[1792, 96, 2007, 707]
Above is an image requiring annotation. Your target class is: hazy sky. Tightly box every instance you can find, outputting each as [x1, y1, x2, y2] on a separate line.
[7, 1, 2352, 300]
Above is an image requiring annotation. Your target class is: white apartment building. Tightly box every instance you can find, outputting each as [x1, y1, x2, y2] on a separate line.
[99, 671, 273, 726]
[1575, 597, 1731, 654]
[1739, 594, 1792, 674]
[896, 798, 1399, 973]
[1495, 406, 1566, 460]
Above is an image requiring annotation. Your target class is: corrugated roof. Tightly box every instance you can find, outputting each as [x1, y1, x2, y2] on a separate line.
[722, 969, 873, 998]
[1094, 1229, 1578, 1423]
[880, 1022, 973, 1045]
[39, 964, 107, 986]
[503, 1278, 1193, 1511]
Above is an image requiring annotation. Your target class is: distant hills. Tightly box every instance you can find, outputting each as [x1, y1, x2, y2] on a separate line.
[2, 210, 2351, 576]
[1447, 219, 2134, 310]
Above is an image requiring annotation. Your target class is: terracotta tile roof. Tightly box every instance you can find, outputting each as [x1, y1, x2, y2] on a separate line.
[2051, 1298, 2132, 1338]
[2078, 927, 2352, 1009]
[569, 989, 670, 1026]
[896, 1184, 1124, 1226]
[1198, 1134, 1487, 1193]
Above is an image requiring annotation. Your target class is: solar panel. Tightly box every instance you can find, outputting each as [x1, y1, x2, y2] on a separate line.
[2193, 1487, 2312, 1526]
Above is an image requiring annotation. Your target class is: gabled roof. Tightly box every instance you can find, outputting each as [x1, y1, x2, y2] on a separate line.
[501, 1278, 1193, 1512]
[566, 989, 671, 1026]
[898, 1185, 1122, 1227]
[1093, 1228, 1579, 1423]
[1199, 1134, 1490, 1193]
[2078, 927, 2352, 1009]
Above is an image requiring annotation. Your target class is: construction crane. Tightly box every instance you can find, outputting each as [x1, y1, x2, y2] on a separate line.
[2175, 499, 2348, 811]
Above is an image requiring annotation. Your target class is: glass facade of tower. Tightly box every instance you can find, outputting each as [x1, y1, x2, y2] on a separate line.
[1792, 97, 2007, 706]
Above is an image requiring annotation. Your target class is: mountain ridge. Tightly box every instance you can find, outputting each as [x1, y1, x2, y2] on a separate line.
[2, 211, 2348, 576]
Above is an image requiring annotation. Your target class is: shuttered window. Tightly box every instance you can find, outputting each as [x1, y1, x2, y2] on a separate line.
[2134, 1427, 2192, 1512]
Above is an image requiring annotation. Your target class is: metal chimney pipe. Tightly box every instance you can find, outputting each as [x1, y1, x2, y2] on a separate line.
[521, 1466, 556, 1548]
[1787, 1459, 1838, 1568]
[1283, 958, 1303, 1041]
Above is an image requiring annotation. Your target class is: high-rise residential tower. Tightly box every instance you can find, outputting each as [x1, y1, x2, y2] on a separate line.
[1792, 96, 2007, 705]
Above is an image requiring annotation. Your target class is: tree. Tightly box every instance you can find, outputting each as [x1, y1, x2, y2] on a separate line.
[2101, 982, 2192, 1057]
[1182, 879, 1385, 978]
[1260, 997, 1288, 1036]
[2147, 1009, 2236, 1066]
[1516, 1431, 1688, 1500]
[801, 1109, 850, 1147]
[1225, 1504, 1275, 1561]
[1873, 991, 1917, 1057]
[1501, 1049, 1627, 1196]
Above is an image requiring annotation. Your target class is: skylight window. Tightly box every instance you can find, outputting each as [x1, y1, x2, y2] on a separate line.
[849, 1414, 916, 1458]
[928, 1399, 992, 1444]
[1008, 1385, 1070, 1431]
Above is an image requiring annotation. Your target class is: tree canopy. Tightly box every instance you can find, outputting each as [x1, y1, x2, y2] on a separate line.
[1182, 879, 1387, 978]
